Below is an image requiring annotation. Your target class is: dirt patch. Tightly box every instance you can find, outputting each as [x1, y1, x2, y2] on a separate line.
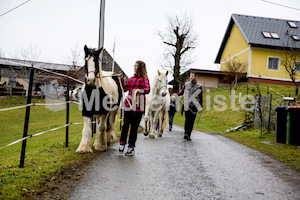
[23, 151, 102, 200]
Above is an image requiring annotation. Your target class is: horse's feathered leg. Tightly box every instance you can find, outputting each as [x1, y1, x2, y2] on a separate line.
[107, 110, 118, 145]
[93, 115, 108, 151]
[94, 114, 108, 151]
[76, 116, 93, 153]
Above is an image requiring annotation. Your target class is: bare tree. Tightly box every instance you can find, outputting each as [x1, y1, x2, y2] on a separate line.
[15, 44, 42, 64]
[65, 44, 82, 67]
[221, 56, 247, 89]
[280, 43, 300, 95]
[0, 48, 5, 57]
[8, 44, 42, 83]
[158, 13, 198, 92]
[63, 44, 84, 85]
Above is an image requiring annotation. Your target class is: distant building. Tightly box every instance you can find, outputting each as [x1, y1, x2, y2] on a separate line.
[0, 49, 128, 96]
[169, 68, 246, 90]
[215, 14, 300, 85]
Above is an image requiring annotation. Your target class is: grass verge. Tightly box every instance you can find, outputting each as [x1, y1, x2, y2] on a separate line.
[0, 97, 122, 199]
[173, 83, 300, 172]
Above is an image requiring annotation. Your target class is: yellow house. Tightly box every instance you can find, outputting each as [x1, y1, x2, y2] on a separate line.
[215, 14, 300, 85]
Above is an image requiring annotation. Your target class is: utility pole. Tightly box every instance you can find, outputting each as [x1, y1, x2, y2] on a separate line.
[98, 0, 105, 63]
[112, 38, 116, 72]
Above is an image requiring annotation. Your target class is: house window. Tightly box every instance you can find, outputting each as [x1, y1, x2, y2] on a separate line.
[294, 61, 300, 72]
[262, 32, 280, 39]
[268, 57, 280, 70]
[270, 33, 280, 39]
[291, 35, 299, 41]
[287, 21, 298, 28]
[262, 32, 271, 38]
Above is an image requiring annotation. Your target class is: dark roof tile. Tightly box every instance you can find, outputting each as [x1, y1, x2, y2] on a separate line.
[215, 14, 300, 63]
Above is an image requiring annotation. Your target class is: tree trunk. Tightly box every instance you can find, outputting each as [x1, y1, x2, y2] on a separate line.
[173, 51, 181, 92]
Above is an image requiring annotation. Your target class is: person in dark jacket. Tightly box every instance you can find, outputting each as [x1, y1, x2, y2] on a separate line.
[118, 61, 150, 156]
[177, 72, 203, 140]
[168, 96, 177, 131]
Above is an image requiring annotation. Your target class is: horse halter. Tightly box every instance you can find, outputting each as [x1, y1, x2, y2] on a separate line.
[157, 79, 167, 90]
[156, 80, 168, 97]
[158, 85, 167, 90]
[84, 57, 100, 77]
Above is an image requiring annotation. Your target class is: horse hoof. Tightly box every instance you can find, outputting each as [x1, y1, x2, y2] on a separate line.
[149, 135, 155, 139]
[144, 132, 149, 136]
[76, 147, 93, 153]
[95, 146, 107, 152]
[94, 144, 107, 152]
[158, 134, 162, 137]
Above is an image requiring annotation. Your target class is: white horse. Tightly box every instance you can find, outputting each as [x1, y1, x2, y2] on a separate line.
[70, 86, 82, 102]
[144, 71, 170, 139]
[76, 45, 122, 153]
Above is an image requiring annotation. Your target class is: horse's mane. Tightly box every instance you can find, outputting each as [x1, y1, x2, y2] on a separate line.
[95, 70, 118, 97]
[150, 75, 159, 95]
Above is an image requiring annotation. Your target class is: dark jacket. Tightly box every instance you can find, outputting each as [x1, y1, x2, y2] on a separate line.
[177, 80, 203, 112]
[169, 100, 177, 116]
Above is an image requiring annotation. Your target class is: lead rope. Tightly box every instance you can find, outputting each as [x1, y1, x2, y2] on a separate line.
[166, 92, 202, 115]
[117, 76, 133, 110]
[95, 73, 135, 110]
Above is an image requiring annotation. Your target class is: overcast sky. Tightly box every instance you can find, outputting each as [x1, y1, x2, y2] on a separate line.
[0, 0, 299, 83]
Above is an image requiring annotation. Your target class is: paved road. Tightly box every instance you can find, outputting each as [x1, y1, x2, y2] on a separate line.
[68, 125, 300, 200]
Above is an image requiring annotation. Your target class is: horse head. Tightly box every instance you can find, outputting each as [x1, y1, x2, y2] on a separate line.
[156, 70, 168, 97]
[84, 45, 103, 87]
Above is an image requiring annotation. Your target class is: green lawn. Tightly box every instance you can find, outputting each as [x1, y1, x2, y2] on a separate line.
[173, 82, 300, 172]
[0, 97, 122, 199]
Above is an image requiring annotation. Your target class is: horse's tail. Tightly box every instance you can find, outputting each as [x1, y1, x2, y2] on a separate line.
[112, 75, 123, 106]
[162, 109, 169, 130]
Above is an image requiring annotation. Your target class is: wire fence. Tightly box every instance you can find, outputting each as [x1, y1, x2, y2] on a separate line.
[253, 91, 300, 131]
[0, 101, 81, 112]
[0, 100, 84, 150]
[1, 62, 125, 168]
[0, 62, 86, 167]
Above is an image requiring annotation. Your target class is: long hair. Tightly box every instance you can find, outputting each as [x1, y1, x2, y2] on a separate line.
[136, 60, 148, 79]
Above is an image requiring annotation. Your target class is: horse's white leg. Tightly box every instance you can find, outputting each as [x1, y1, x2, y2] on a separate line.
[158, 110, 168, 137]
[144, 112, 150, 136]
[144, 117, 148, 136]
[76, 116, 93, 153]
[147, 118, 150, 133]
[149, 111, 159, 139]
[144, 105, 150, 136]
[94, 114, 108, 151]
[158, 111, 163, 137]
[148, 112, 155, 139]
[107, 110, 118, 145]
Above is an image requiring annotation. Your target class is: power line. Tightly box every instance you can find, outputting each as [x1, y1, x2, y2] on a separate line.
[261, 0, 300, 11]
[0, 0, 31, 18]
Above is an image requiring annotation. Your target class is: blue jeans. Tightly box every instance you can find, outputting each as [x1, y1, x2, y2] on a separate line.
[169, 114, 174, 127]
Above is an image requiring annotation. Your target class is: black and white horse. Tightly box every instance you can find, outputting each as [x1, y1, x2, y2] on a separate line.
[76, 45, 122, 153]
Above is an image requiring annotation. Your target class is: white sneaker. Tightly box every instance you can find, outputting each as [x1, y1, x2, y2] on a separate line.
[119, 144, 125, 153]
[125, 147, 135, 156]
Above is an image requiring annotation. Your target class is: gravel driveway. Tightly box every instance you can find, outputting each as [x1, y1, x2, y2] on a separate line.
[68, 124, 300, 200]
